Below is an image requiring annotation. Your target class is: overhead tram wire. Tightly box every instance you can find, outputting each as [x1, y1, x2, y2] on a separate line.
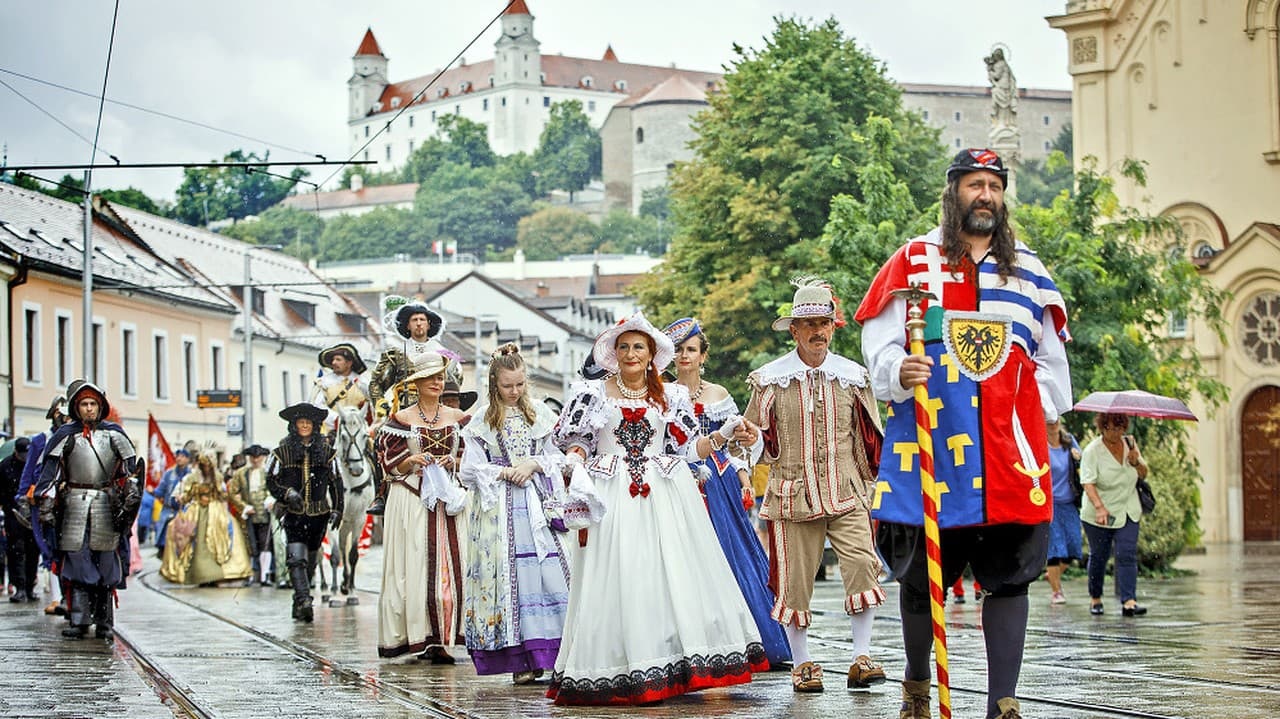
[0, 66, 317, 159]
[319, 0, 518, 188]
[0, 76, 119, 164]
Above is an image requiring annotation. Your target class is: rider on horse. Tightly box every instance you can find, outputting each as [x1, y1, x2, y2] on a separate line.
[312, 343, 372, 434]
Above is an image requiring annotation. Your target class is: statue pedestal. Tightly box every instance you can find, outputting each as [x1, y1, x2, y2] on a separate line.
[989, 131, 1021, 200]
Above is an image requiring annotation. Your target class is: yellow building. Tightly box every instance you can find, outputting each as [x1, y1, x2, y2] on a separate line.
[1049, 1, 1280, 541]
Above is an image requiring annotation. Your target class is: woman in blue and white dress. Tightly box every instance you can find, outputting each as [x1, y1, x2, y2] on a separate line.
[548, 312, 767, 706]
[663, 317, 790, 668]
[458, 343, 573, 684]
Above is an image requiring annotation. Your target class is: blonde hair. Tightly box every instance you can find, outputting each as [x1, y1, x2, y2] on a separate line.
[484, 343, 537, 430]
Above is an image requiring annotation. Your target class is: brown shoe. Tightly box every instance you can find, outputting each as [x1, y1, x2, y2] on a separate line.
[847, 654, 886, 688]
[899, 679, 931, 719]
[43, 601, 61, 616]
[791, 661, 824, 693]
[995, 697, 1022, 719]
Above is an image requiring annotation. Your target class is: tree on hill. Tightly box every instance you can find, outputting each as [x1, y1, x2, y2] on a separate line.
[632, 16, 944, 396]
[516, 206, 600, 260]
[318, 206, 432, 262]
[173, 149, 308, 225]
[533, 100, 601, 201]
[18, 173, 165, 215]
[401, 115, 496, 184]
[414, 162, 532, 256]
[220, 206, 325, 261]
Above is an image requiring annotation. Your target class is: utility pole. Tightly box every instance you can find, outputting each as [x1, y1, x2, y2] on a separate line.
[242, 244, 283, 446]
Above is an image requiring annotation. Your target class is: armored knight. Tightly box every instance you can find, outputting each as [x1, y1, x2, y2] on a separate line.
[267, 403, 343, 622]
[35, 379, 141, 640]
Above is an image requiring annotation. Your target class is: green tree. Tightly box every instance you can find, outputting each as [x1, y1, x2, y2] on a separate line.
[1016, 157, 1227, 569]
[401, 115, 496, 184]
[633, 16, 944, 396]
[220, 206, 325, 261]
[173, 150, 308, 225]
[339, 164, 402, 190]
[533, 100, 601, 200]
[414, 162, 533, 256]
[597, 209, 663, 256]
[516, 206, 600, 260]
[1015, 124, 1074, 208]
[24, 174, 164, 215]
[318, 206, 432, 262]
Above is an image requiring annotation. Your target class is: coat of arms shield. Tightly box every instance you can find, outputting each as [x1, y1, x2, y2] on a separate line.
[941, 311, 1014, 382]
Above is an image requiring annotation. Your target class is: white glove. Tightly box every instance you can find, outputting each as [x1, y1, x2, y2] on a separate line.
[565, 452, 585, 466]
[717, 415, 743, 441]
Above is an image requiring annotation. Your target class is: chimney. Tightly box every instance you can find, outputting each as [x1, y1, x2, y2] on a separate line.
[513, 247, 527, 280]
[535, 281, 549, 298]
[351, 173, 364, 192]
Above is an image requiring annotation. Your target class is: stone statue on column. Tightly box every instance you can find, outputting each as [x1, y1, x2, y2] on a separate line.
[985, 45, 1021, 196]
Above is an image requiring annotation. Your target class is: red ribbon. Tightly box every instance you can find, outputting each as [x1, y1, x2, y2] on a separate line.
[628, 482, 651, 498]
[668, 422, 688, 446]
[620, 406, 647, 423]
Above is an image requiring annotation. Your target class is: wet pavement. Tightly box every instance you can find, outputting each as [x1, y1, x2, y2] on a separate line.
[1, 541, 1278, 718]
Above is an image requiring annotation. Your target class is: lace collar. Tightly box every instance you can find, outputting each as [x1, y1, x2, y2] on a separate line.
[751, 349, 869, 389]
[463, 401, 558, 445]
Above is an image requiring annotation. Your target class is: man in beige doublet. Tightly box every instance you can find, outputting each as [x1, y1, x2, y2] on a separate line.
[743, 278, 887, 694]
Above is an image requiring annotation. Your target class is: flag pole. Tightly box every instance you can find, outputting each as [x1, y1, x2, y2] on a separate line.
[891, 283, 951, 719]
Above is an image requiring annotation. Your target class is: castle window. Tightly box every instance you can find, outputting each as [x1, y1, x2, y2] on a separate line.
[391, 97, 401, 109]
[543, 96, 551, 107]
[455, 105, 460, 115]
[588, 100, 596, 112]
[1044, 141, 1051, 151]
[409, 116, 414, 128]
[364, 125, 370, 138]
[460, 81, 472, 92]
[955, 138, 962, 148]
[615, 80, 628, 91]
[408, 140, 414, 153]
[431, 110, 437, 121]
[483, 98, 490, 111]
[582, 76, 594, 88]
[635, 127, 644, 144]
[1043, 115, 1051, 126]
[502, 97, 507, 107]
[539, 72, 546, 83]
[922, 110, 930, 121]
[385, 145, 391, 161]
[488, 75, 494, 87]
[954, 111, 962, 122]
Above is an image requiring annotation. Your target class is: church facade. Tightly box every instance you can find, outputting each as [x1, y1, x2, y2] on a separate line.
[1049, 0, 1280, 542]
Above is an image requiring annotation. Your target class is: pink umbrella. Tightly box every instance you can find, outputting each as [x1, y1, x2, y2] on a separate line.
[1072, 390, 1198, 421]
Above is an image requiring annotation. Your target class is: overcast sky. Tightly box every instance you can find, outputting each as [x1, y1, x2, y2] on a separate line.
[1, 1, 1072, 201]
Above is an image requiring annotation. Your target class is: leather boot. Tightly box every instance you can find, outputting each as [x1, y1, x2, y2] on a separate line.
[287, 543, 313, 622]
[93, 589, 115, 639]
[67, 585, 91, 629]
[366, 478, 386, 515]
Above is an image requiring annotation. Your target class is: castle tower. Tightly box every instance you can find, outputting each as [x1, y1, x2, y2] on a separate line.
[349, 28, 389, 121]
[492, 0, 542, 154]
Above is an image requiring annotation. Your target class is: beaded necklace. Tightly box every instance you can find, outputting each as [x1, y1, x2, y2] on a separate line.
[614, 374, 647, 400]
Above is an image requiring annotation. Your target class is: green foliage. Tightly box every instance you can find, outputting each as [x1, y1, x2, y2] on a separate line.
[1135, 443, 1200, 570]
[318, 206, 432, 262]
[173, 149, 308, 225]
[400, 115, 496, 183]
[18, 173, 165, 215]
[633, 16, 944, 398]
[533, 100, 602, 198]
[219, 206, 324, 261]
[638, 185, 670, 222]
[414, 162, 532, 256]
[517, 206, 600, 260]
[338, 164, 401, 190]
[1015, 124, 1074, 208]
[598, 209, 664, 256]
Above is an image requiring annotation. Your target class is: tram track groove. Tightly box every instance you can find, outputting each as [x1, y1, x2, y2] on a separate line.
[137, 571, 484, 719]
[114, 625, 218, 719]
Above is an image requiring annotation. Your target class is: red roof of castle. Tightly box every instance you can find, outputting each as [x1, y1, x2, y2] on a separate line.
[603, 44, 618, 62]
[504, 0, 532, 16]
[355, 28, 384, 57]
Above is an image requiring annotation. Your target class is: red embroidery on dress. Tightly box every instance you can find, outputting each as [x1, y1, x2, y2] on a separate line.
[615, 406, 654, 499]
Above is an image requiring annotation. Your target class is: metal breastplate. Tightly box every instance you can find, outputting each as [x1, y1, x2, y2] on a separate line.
[65, 432, 117, 489]
[60, 487, 117, 552]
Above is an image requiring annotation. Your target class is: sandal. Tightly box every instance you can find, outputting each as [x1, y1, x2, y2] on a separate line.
[791, 661, 824, 693]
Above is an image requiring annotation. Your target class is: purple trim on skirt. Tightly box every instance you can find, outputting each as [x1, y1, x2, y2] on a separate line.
[470, 638, 561, 675]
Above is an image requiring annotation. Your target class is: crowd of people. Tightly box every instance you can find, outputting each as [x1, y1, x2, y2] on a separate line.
[1, 149, 1160, 719]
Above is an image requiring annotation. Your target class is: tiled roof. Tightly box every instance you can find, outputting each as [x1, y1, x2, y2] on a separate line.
[602, 45, 618, 62]
[110, 205, 379, 354]
[355, 28, 384, 57]
[631, 74, 708, 107]
[370, 55, 720, 116]
[504, 0, 532, 16]
[278, 183, 418, 212]
[0, 183, 232, 312]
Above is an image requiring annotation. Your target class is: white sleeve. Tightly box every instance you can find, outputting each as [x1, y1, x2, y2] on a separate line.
[860, 297, 913, 404]
[1034, 312, 1073, 422]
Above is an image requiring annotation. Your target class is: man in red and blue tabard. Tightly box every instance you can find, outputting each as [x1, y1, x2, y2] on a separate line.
[855, 149, 1072, 719]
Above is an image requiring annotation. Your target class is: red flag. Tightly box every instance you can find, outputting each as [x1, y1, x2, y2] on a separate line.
[146, 413, 176, 494]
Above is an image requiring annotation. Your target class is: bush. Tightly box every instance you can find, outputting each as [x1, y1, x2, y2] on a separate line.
[1135, 443, 1200, 571]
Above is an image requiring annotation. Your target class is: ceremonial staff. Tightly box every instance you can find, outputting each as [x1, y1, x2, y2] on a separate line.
[891, 283, 951, 719]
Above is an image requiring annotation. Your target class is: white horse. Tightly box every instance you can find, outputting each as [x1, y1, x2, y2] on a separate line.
[320, 406, 376, 606]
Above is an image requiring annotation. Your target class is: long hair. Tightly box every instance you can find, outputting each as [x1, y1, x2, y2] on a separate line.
[629, 334, 667, 413]
[484, 343, 537, 430]
[940, 179, 1018, 282]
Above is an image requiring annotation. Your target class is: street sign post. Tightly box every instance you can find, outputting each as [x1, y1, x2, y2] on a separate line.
[197, 389, 242, 409]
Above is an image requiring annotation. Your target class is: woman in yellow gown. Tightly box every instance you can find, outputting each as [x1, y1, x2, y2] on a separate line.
[160, 452, 252, 585]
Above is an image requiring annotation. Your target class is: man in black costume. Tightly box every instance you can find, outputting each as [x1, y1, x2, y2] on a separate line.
[267, 403, 343, 622]
[35, 380, 142, 639]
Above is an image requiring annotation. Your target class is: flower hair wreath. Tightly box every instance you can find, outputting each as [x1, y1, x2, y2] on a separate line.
[491, 342, 521, 360]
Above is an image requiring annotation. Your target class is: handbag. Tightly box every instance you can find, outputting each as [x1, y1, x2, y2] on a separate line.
[1136, 477, 1156, 514]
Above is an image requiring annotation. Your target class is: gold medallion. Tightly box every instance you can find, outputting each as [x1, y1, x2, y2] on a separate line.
[1029, 487, 1047, 506]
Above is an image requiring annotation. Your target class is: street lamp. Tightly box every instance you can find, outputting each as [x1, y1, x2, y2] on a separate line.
[243, 244, 283, 446]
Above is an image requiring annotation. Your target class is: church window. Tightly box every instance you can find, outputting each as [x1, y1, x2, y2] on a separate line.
[954, 111, 962, 122]
[1193, 242, 1217, 259]
[1242, 293, 1280, 365]
[636, 127, 644, 144]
